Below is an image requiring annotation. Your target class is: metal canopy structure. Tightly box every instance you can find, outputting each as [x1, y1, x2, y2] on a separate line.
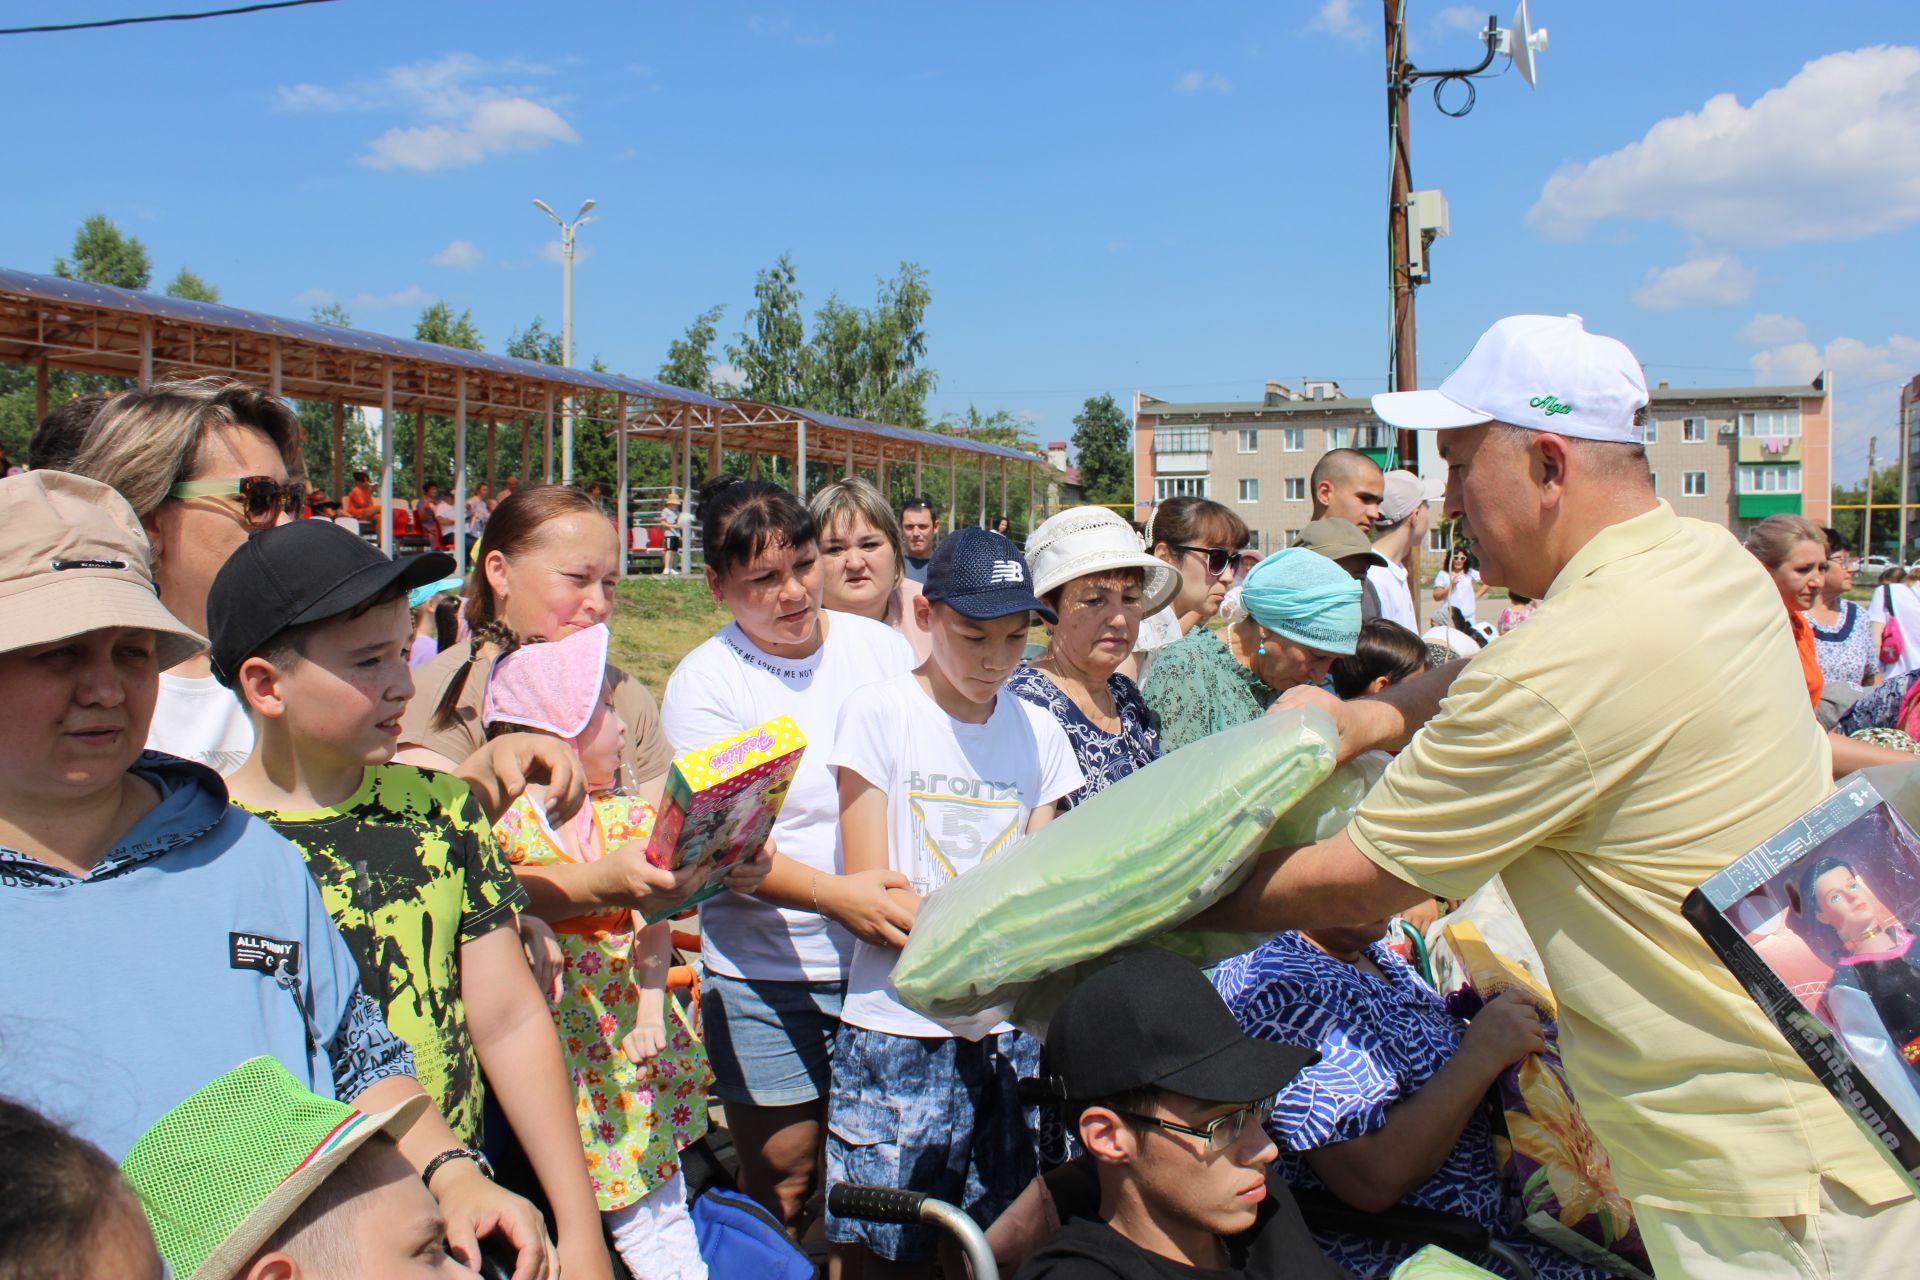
[620, 398, 1043, 556]
[0, 264, 1050, 573]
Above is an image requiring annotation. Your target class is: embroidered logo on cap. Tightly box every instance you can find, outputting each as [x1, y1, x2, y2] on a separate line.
[50, 558, 129, 571]
[988, 560, 1026, 585]
[1528, 395, 1573, 417]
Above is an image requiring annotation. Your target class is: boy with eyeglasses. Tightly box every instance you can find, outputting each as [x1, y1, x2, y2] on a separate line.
[1015, 951, 1345, 1280]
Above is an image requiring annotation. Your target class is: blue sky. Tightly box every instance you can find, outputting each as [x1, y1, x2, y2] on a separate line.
[3, 1, 1915, 478]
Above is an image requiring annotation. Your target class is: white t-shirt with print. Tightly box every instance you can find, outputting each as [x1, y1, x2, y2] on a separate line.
[146, 671, 255, 776]
[830, 673, 1083, 1038]
[661, 611, 916, 982]
[1432, 567, 1481, 625]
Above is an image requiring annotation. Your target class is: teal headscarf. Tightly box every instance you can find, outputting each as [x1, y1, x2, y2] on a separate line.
[1238, 547, 1362, 655]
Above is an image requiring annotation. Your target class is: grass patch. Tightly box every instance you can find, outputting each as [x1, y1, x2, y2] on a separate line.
[610, 576, 732, 693]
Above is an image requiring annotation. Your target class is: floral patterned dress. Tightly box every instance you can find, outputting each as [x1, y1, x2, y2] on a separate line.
[493, 791, 712, 1211]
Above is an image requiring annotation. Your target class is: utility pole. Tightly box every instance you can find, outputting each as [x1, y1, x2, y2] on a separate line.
[534, 198, 597, 485]
[1385, 1, 1418, 443]
[1866, 436, 1877, 557]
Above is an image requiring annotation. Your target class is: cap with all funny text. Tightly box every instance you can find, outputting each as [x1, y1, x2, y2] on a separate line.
[924, 526, 1057, 624]
[1370, 314, 1649, 444]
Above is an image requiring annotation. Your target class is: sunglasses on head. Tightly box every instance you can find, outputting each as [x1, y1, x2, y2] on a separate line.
[1172, 544, 1253, 578]
[168, 475, 308, 529]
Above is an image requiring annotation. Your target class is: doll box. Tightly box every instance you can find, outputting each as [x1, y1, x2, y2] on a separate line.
[1682, 762, 1920, 1189]
[640, 715, 805, 923]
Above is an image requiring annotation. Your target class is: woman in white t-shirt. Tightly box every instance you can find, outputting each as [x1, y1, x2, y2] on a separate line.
[659, 476, 916, 1231]
[1430, 550, 1486, 630]
[465, 480, 493, 539]
[1869, 568, 1920, 679]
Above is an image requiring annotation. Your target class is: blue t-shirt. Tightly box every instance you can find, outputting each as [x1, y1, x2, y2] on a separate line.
[0, 754, 412, 1157]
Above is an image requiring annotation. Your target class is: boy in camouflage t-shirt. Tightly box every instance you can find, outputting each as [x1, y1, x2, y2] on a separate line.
[212, 521, 614, 1280]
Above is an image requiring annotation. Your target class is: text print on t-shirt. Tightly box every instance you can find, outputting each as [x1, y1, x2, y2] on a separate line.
[906, 769, 1022, 892]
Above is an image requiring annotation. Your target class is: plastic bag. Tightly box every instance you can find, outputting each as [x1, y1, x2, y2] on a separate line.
[891, 708, 1347, 1037]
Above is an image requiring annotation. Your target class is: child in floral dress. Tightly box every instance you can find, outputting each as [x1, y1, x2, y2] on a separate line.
[483, 623, 713, 1280]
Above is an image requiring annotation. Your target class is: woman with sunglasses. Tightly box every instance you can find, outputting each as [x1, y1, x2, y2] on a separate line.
[59, 377, 307, 773]
[1141, 548, 1362, 753]
[1129, 496, 1252, 686]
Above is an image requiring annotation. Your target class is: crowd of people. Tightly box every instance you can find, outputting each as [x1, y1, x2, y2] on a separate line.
[3, 312, 1919, 1280]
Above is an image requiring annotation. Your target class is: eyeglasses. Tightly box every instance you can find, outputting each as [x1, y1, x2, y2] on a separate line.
[1114, 1099, 1273, 1152]
[168, 476, 308, 530]
[1171, 544, 1254, 579]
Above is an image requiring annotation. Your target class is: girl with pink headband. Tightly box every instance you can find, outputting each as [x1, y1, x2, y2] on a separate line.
[484, 623, 712, 1279]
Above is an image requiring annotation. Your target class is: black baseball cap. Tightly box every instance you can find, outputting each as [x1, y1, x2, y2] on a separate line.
[1039, 950, 1316, 1105]
[923, 526, 1057, 624]
[207, 521, 455, 686]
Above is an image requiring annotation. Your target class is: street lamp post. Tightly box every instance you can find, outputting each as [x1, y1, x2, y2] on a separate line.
[533, 197, 597, 485]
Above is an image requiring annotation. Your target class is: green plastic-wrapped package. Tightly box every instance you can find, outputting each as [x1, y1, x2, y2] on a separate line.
[1389, 1246, 1502, 1278]
[891, 706, 1343, 1037]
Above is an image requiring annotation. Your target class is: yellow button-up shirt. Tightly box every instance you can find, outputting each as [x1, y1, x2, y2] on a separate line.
[1351, 501, 1910, 1216]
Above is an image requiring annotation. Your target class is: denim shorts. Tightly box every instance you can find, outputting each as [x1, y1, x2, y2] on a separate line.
[824, 1025, 1042, 1262]
[700, 970, 846, 1107]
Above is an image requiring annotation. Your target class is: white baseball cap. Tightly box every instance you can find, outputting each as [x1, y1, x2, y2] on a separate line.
[1371, 314, 1649, 444]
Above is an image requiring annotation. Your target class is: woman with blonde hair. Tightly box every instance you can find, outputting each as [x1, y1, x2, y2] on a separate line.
[807, 476, 932, 661]
[1744, 514, 1828, 710]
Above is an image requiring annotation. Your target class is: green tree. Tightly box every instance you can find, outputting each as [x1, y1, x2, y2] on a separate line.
[53, 215, 151, 290]
[409, 302, 484, 496]
[658, 304, 727, 395]
[1071, 394, 1132, 506]
[1831, 463, 1904, 557]
[727, 254, 809, 406]
[507, 317, 563, 484]
[858, 263, 935, 427]
[163, 267, 220, 303]
[294, 302, 377, 492]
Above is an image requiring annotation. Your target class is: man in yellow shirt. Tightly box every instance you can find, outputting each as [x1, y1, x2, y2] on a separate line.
[1211, 314, 1920, 1277]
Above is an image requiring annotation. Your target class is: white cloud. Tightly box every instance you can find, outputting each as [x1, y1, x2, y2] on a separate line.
[295, 284, 432, 312]
[430, 239, 483, 270]
[1529, 46, 1920, 246]
[1737, 313, 1809, 346]
[708, 363, 745, 393]
[1434, 5, 1486, 32]
[278, 53, 578, 173]
[1175, 70, 1232, 93]
[1630, 254, 1755, 311]
[747, 15, 835, 46]
[1309, 0, 1369, 41]
[365, 98, 578, 172]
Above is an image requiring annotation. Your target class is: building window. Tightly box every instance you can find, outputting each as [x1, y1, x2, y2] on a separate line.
[1428, 528, 1448, 553]
[1237, 429, 1259, 453]
[1282, 427, 1304, 452]
[1683, 471, 1708, 496]
[1738, 465, 1802, 494]
[1649, 471, 1659, 494]
[1284, 528, 1301, 547]
[1238, 478, 1260, 503]
[1156, 477, 1209, 500]
[1683, 417, 1707, 443]
[1643, 421, 1658, 444]
[1153, 426, 1210, 454]
[1326, 426, 1350, 449]
[1739, 410, 1801, 439]
[1284, 477, 1306, 502]
[1354, 421, 1392, 449]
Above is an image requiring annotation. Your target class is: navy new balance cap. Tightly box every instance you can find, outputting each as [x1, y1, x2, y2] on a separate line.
[923, 526, 1057, 624]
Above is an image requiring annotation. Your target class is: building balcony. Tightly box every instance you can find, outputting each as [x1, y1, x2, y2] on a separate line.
[1737, 437, 1802, 464]
[1154, 451, 1211, 475]
[1737, 492, 1803, 518]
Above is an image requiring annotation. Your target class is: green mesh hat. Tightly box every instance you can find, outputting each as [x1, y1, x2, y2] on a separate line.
[120, 1057, 427, 1280]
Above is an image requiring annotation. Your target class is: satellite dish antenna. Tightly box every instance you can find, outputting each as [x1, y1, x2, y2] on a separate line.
[1498, 0, 1549, 88]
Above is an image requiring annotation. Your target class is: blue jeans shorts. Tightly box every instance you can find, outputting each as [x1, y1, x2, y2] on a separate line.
[701, 970, 846, 1107]
[824, 1025, 1042, 1262]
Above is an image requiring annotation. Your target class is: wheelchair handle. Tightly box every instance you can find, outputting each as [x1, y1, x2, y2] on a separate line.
[828, 1183, 999, 1280]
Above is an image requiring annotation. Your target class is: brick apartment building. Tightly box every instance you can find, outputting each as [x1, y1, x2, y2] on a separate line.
[1132, 375, 1831, 552]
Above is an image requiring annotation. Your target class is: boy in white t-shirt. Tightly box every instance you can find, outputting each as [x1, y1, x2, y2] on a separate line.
[825, 527, 1084, 1276]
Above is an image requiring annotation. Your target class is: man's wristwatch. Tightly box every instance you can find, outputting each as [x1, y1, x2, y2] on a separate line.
[421, 1147, 495, 1187]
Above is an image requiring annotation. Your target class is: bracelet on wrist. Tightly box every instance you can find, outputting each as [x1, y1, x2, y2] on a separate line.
[421, 1146, 494, 1188]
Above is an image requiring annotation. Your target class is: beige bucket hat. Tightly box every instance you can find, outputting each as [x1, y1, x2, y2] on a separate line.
[0, 471, 206, 668]
[1025, 506, 1180, 616]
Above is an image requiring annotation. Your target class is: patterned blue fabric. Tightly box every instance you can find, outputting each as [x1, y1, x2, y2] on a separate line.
[1213, 932, 1608, 1280]
[1812, 600, 1876, 691]
[1005, 665, 1160, 812]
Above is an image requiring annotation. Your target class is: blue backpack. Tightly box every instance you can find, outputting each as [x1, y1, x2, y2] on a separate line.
[688, 1185, 813, 1280]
